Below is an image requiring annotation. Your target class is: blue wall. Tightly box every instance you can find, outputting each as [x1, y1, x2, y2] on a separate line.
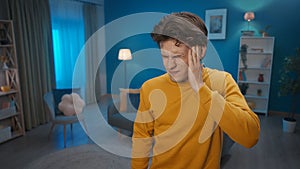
[104, 0, 300, 114]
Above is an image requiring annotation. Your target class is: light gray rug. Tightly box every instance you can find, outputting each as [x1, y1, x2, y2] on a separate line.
[24, 144, 131, 169]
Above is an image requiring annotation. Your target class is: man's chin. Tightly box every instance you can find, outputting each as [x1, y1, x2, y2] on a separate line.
[169, 75, 187, 83]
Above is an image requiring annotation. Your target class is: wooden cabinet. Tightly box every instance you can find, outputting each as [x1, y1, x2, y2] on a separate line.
[0, 20, 25, 143]
[237, 36, 275, 116]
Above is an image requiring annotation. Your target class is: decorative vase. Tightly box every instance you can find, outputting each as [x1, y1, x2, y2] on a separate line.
[257, 89, 262, 96]
[2, 62, 8, 69]
[258, 73, 264, 82]
[262, 32, 268, 37]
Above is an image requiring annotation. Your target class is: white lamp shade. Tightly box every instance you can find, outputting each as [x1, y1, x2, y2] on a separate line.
[244, 12, 255, 22]
[118, 49, 132, 60]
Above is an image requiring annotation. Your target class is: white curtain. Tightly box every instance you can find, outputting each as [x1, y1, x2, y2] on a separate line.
[83, 3, 105, 104]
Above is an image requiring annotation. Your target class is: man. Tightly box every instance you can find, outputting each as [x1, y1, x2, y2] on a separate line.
[131, 12, 260, 169]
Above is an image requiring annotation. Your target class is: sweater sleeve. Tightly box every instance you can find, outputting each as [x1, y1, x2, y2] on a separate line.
[131, 85, 154, 169]
[199, 72, 260, 148]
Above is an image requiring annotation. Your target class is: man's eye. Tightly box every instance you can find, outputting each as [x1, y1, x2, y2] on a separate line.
[173, 55, 182, 59]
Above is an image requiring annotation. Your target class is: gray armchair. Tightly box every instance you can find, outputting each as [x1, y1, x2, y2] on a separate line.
[107, 89, 140, 132]
[43, 88, 81, 148]
[108, 102, 136, 132]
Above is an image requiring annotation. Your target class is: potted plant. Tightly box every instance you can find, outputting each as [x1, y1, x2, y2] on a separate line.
[259, 25, 271, 37]
[278, 48, 300, 133]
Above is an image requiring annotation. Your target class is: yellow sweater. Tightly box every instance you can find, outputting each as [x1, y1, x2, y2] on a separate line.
[132, 68, 260, 169]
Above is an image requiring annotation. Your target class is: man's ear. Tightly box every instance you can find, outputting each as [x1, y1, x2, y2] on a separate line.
[200, 46, 207, 60]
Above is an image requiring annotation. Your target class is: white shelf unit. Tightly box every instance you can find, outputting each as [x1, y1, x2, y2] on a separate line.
[0, 20, 25, 143]
[237, 36, 275, 116]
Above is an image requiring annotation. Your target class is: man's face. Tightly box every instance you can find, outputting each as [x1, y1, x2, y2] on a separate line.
[160, 39, 190, 83]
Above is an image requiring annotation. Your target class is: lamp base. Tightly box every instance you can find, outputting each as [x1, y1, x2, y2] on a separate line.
[241, 30, 254, 36]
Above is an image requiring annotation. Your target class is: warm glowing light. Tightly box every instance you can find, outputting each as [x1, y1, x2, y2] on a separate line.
[244, 12, 255, 22]
[118, 49, 132, 61]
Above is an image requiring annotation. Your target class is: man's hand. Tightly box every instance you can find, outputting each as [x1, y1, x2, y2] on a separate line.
[188, 46, 204, 92]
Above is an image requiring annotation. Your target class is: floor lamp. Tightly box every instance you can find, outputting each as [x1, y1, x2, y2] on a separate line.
[118, 49, 132, 88]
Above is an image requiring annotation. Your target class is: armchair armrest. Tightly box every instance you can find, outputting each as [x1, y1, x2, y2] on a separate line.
[107, 101, 135, 132]
[107, 102, 120, 123]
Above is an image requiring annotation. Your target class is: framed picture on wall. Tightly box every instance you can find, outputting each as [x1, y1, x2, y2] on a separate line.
[205, 9, 227, 40]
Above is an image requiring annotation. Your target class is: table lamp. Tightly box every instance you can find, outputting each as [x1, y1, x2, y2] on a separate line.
[242, 11, 255, 36]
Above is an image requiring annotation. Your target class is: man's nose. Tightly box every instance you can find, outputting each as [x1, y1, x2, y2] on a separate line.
[167, 58, 176, 69]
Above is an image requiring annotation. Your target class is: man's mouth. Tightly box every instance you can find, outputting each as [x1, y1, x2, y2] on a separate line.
[169, 71, 179, 76]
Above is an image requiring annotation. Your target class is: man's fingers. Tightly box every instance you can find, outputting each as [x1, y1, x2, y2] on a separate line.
[188, 47, 193, 66]
[196, 46, 201, 62]
[192, 46, 197, 65]
[190, 46, 198, 66]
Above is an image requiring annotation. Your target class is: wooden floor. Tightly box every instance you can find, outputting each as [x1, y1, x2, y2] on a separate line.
[222, 114, 300, 169]
[0, 96, 299, 169]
